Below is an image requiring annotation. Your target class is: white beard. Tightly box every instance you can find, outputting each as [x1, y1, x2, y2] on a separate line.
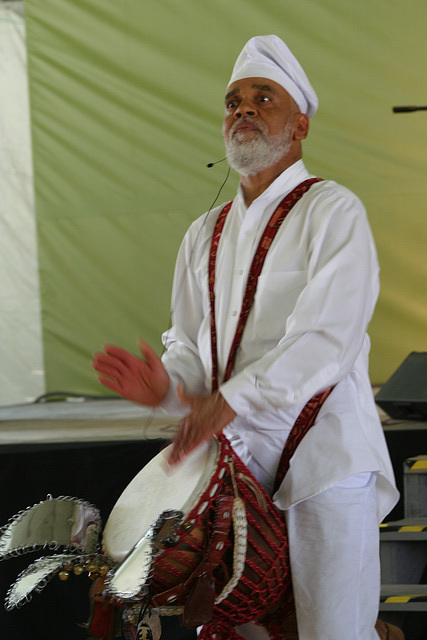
[224, 119, 293, 176]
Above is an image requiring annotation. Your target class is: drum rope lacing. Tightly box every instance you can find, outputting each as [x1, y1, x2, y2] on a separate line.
[149, 436, 291, 631]
[213, 460, 246, 604]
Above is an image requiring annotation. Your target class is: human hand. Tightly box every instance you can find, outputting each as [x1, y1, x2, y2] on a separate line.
[168, 385, 236, 466]
[92, 339, 170, 406]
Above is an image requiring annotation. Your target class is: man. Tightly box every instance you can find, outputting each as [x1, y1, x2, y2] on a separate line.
[93, 35, 400, 640]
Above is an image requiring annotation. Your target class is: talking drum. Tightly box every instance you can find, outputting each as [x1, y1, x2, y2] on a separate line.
[102, 434, 293, 639]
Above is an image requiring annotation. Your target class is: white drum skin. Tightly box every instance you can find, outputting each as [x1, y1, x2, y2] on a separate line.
[102, 439, 218, 563]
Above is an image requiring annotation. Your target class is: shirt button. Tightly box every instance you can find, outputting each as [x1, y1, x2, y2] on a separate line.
[231, 310, 238, 316]
[245, 432, 252, 438]
[237, 269, 244, 275]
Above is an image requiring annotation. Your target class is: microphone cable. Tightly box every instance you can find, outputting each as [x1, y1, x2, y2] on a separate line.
[141, 162, 231, 438]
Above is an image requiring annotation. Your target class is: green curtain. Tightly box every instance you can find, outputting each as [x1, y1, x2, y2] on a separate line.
[25, 0, 427, 392]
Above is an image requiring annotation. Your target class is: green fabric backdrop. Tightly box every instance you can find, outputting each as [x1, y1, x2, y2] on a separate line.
[24, 0, 427, 393]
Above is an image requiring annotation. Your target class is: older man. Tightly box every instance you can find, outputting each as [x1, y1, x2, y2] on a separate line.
[93, 36, 400, 640]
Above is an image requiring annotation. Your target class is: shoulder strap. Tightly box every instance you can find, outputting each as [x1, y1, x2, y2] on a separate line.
[209, 178, 323, 391]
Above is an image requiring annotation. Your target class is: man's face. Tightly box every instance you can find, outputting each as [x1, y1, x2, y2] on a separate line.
[222, 77, 300, 176]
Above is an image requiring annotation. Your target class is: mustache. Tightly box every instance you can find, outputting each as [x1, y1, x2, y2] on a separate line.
[230, 117, 265, 137]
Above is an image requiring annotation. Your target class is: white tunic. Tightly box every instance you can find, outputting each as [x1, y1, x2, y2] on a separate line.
[161, 160, 398, 522]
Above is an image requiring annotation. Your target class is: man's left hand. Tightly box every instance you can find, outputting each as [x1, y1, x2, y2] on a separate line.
[168, 385, 236, 466]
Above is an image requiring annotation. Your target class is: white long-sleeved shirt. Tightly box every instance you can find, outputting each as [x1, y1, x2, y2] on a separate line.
[161, 160, 398, 522]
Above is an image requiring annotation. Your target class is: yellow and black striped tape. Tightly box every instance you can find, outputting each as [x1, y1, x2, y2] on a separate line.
[381, 594, 427, 604]
[405, 458, 427, 472]
[380, 523, 427, 532]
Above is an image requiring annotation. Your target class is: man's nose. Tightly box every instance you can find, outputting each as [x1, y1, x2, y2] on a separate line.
[235, 99, 257, 118]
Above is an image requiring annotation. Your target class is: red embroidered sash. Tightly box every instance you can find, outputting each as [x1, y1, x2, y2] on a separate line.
[272, 386, 333, 493]
[209, 178, 322, 390]
[208, 177, 334, 488]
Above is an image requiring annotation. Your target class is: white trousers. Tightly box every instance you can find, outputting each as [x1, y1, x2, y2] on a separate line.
[234, 473, 381, 640]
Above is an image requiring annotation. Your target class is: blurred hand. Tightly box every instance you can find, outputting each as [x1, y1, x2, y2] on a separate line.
[168, 385, 236, 466]
[89, 576, 109, 605]
[92, 339, 170, 406]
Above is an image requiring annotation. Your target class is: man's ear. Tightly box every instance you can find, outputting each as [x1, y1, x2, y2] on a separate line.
[294, 113, 309, 140]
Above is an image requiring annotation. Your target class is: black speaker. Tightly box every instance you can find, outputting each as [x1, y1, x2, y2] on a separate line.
[375, 352, 427, 420]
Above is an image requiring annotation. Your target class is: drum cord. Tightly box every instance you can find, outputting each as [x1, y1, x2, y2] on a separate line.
[210, 456, 247, 605]
[121, 596, 155, 640]
[235, 472, 268, 513]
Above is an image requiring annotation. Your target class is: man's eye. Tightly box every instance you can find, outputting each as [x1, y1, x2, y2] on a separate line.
[226, 100, 237, 109]
[258, 95, 270, 102]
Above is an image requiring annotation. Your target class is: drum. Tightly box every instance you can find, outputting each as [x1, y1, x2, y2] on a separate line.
[102, 434, 293, 638]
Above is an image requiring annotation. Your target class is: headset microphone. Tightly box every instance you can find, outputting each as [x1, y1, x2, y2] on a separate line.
[207, 158, 227, 168]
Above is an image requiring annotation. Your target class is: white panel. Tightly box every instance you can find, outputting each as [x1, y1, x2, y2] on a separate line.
[0, 2, 44, 404]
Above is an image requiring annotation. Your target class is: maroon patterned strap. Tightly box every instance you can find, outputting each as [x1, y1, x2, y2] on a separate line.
[208, 178, 323, 391]
[208, 200, 233, 392]
[208, 177, 334, 489]
[272, 385, 334, 494]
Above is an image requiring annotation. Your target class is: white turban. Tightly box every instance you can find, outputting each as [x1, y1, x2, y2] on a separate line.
[228, 35, 318, 118]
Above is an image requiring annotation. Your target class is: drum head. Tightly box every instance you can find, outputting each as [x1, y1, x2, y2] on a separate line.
[103, 439, 219, 562]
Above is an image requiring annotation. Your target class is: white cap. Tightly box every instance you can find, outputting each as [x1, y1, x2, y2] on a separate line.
[228, 35, 318, 118]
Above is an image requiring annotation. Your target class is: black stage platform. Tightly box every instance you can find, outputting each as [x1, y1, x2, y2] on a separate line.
[0, 401, 195, 639]
[0, 399, 424, 639]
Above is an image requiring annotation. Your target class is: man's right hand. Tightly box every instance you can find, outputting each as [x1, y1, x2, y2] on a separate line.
[92, 339, 170, 406]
